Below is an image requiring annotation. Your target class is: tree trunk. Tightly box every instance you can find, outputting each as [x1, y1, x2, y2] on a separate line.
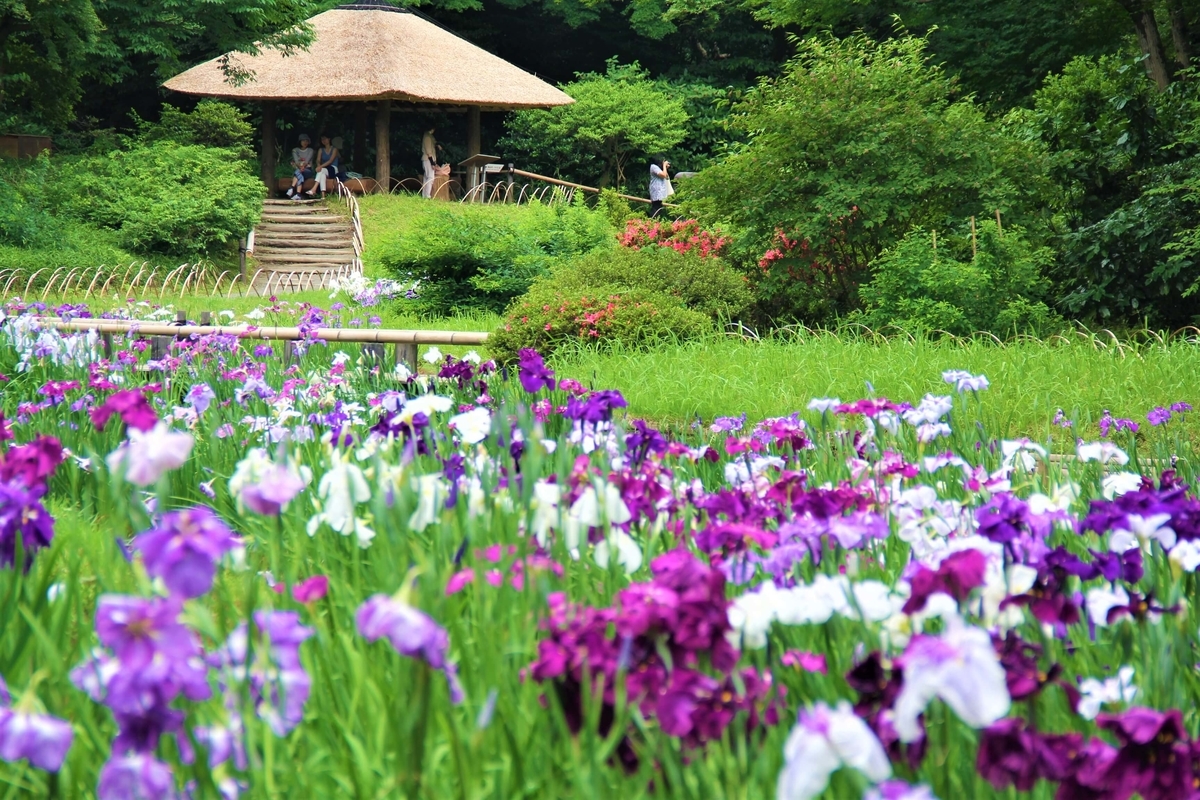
[1120, 0, 1174, 90]
[1167, 0, 1191, 68]
[260, 102, 277, 196]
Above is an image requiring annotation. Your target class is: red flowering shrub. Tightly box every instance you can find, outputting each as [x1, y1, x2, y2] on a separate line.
[754, 207, 869, 322]
[489, 285, 710, 362]
[620, 218, 730, 259]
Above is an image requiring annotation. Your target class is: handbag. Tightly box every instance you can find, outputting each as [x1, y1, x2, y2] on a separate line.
[663, 178, 675, 197]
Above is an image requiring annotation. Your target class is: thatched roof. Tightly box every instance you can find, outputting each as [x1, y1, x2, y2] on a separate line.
[163, 4, 573, 110]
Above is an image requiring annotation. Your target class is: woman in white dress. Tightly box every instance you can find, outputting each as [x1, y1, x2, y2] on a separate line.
[648, 156, 673, 218]
[421, 127, 441, 199]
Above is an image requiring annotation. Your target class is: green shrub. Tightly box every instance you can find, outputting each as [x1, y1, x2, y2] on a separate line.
[380, 199, 614, 315]
[51, 142, 263, 257]
[137, 101, 256, 156]
[856, 220, 1063, 336]
[489, 283, 711, 363]
[550, 245, 752, 321]
[0, 236, 135, 276]
[0, 157, 136, 274]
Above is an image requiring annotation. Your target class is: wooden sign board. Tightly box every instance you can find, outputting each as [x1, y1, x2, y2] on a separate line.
[0, 135, 52, 159]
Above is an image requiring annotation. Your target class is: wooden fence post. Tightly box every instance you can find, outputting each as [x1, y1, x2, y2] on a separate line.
[362, 342, 386, 365]
[395, 342, 418, 372]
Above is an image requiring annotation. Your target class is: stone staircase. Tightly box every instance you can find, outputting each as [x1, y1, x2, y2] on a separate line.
[250, 198, 359, 293]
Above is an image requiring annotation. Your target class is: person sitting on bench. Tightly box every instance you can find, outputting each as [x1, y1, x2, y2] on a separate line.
[286, 133, 315, 199]
[310, 134, 347, 197]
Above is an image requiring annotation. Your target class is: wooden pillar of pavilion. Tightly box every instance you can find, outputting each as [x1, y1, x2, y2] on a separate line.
[260, 102, 277, 196]
[468, 106, 482, 156]
[354, 105, 368, 172]
[375, 99, 391, 193]
[466, 106, 482, 196]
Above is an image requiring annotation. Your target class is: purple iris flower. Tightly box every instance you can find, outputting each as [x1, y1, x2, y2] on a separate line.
[194, 716, 248, 770]
[865, 781, 938, 800]
[564, 390, 627, 423]
[95, 596, 194, 671]
[1088, 707, 1194, 799]
[976, 718, 1082, 791]
[110, 700, 184, 755]
[517, 349, 555, 393]
[356, 595, 463, 703]
[241, 466, 307, 517]
[97, 753, 175, 800]
[133, 507, 240, 599]
[0, 707, 74, 772]
[1147, 406, 1171, 426]
[0, 478, 56, 568]
[976, 494, 1030, 546]
[185, 384, 216, 415]
[208, 611, 313, 737]
[1171, 402, 1192, 413]
[710, 413, 747, 434]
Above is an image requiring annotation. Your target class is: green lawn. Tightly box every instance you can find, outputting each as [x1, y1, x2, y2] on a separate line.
[552, 330, 1200, 448]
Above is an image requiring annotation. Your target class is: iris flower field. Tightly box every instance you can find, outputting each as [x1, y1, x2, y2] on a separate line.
[1, 298, 1199, 800]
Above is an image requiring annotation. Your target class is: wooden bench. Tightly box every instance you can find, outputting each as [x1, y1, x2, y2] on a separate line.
[274, 177, 378, 196]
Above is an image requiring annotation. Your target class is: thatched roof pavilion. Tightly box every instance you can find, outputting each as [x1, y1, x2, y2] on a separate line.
[163, 2, 573, 193]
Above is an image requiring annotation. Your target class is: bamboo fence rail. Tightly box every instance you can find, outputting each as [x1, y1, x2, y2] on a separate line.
[39, 316, 488, 369]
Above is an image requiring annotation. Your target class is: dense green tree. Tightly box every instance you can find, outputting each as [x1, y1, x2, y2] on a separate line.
[1026, 54, 1200, 325]
[501, 61, 689, 188]
[0, 0, 102, 130]
[685, 33, 1052, 323]
[1, 0, 317, 132]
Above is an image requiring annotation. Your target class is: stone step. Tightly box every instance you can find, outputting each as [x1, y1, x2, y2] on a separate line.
[255, 252, 354, 265]
[255, 247, 357, 258]
[264, 198, 323, 206]
[254, 219, 345, 231]
[258, 214, 345, 224]
[253, 234, 353, 247]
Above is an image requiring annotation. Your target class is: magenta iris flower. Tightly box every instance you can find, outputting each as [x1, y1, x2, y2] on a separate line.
[291, 575, 328, 604]
[902, 549, 988, 614]
[90, 390, 158, 433]
[0, 435, 64, 490]
[0, 707, 74, 772]
[133, 506, 240, 599]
